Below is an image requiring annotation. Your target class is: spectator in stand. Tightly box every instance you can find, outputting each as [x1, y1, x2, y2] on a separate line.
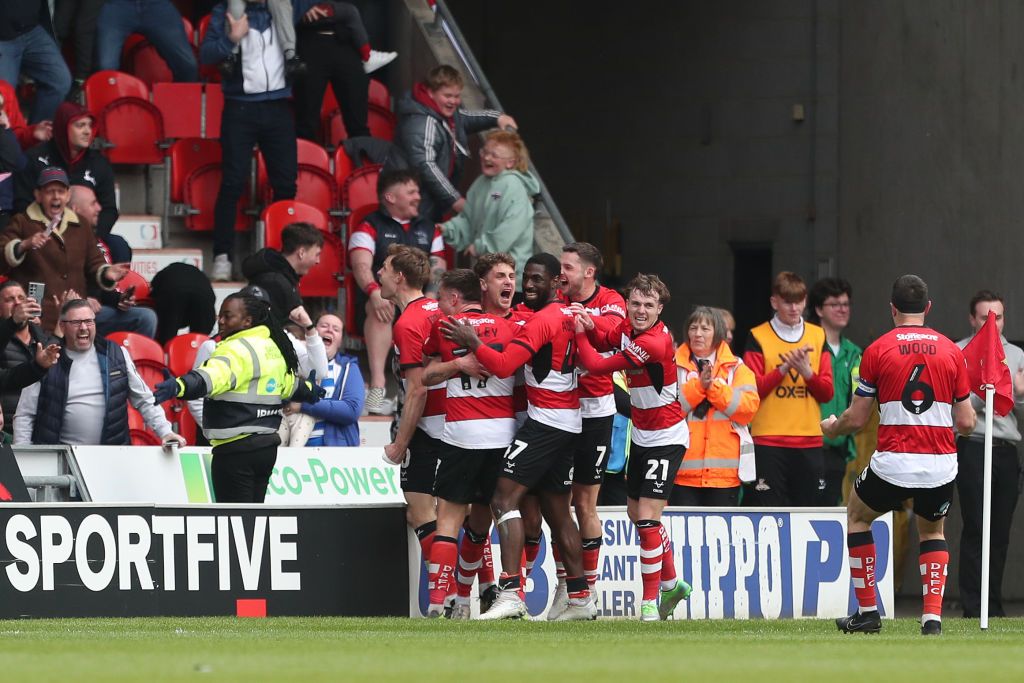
[53, 0, 106, 99]
[0, 281, 61, 437]
[222, 0, 305, 80]
[0, 167, 129, 331]
[671, 306, 759, 506]
[15, 102, 127, 262]
[148, 262, 216, 345]
[14, 298, 185, 447]
[0, 2, 73, 123]
[743, 271, 833, 507]
[293, 1, 396, 142]
[0, 103, 23, 233]
[955, 290, 1024, 618]
[68, 184, 157, 339]
[201, 0, 299, 282]
[0, 81, 53, 150]
[347, 169, 446, 414]
[808, 277, 862, 505]
[439, 130, 538, 289]
[95, 0, 199, 82]
[386, 64, 517, 223]
[715, 307, 735, 350]
[300, 313, 364, 446]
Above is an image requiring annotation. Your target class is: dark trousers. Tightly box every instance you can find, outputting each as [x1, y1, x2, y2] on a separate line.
[294, 31, 369, 142]
[956, 437, 1021, 617]
[212, 438, 280, 503]
[54, 0, 106, 80]
[669, 485, 740, 507]
[213, 98, 297, 257]
[820, 444, 848, 506]
[744, 445, 824, 507]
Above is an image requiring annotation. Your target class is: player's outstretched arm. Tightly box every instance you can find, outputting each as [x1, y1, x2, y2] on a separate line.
[575, 331, 632, 375]
[953, 397, 977, 436]
[821, 394, 874, 439]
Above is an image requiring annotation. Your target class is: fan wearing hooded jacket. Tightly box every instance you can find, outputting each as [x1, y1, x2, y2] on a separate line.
[385, 64, 516, 223]
[14, 102, 118, 242]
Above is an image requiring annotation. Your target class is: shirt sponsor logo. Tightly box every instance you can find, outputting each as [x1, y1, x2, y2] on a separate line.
[895, 333, 939, 342]
[620, 334, 650, 364]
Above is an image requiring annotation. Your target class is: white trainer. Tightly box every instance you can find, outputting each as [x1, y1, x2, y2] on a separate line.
[545, 582, 568, 621]
[211, 254, 232, 282]
[365, 387, 390, 415]
[364, 50, 397, 74]
[475, 591, 526, 620]
[551, 595, 598, 622]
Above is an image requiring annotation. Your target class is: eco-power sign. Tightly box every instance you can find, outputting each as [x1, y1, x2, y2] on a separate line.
[408, 509, 894, 620]
[71, 447, 403, 505]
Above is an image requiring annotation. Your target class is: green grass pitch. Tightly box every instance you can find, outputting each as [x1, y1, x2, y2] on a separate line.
[2, 617, 1023, 682]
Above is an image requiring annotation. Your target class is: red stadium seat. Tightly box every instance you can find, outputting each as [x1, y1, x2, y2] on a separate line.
[153, 82, 203, 140]
[164, 332, 211, 446]
[196, 14, 222, 83]
[114, 269, 153, 307]
[369, 79, 391, 111]
[168, 138, 249, 231]
[205, 83, 223, 138]
[121, 18, 194, 86]
[333, 146, 355, 187]
[263, 200, 329, 242]
[342, 164, 381, 232]
[327, 103, 396, 145]
[107, 331, 166, 371]
[128, 405, 163, 446]
[256, 140, 335, 214]
[164, 333, 211, 376]
[85, 71, 164, 164]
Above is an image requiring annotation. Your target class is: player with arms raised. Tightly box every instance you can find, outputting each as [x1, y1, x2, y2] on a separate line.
[823, 274, 975, 636]
[573, 273, 692, 621]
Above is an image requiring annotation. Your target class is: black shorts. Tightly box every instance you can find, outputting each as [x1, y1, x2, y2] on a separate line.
[401, 428, 440, 495]
[501, 418, 577, 493]
[434, 444, 503, 504]
[854, 465, 955, 521]
[572, 415, 614, 485]
[626, 443, 685, 501]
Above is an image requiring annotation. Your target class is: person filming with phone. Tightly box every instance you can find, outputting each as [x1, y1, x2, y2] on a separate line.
[0, 167, 129, 333]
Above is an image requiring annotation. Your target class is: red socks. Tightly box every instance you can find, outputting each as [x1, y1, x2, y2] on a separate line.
[414, 521, 437, 572]
[525, 536, 542, 576]
[920, 539, 948, 622]
[847, 530, 877, 612]
[637, 520, 663, 601]
[552, 540, 566, 584]
[427, 536, 458, 609]
[478, 534, 495, 590]
[658, 525, 676, 587]
[457, 529, 487, 599]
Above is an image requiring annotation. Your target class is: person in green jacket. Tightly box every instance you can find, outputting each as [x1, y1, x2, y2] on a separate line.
[439, 130, 539, 290]
[809, 277, 862, 505]
[153, 286, 324, 503]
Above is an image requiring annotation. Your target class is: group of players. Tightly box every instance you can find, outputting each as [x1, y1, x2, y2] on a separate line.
[378, 238, 973, 631]
[381, 240, 691, 621]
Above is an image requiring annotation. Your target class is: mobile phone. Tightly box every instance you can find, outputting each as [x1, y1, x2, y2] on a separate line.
[27, 281, 44, 303]
[121, 285, 136, 300]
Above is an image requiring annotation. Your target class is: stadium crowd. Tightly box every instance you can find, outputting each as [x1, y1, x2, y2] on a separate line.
[0, 1, 1017, 629]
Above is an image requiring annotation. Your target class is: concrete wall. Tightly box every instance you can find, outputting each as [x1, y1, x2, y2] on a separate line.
[442, 0, 1024, 604]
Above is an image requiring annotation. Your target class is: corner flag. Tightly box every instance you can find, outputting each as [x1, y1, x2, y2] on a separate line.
[962, 311, 1013, 416]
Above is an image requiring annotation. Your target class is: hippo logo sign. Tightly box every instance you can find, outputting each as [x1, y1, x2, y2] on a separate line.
[408, 509, 893, 619]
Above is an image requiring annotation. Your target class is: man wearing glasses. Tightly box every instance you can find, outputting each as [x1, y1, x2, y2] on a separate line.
[12, 298, 185, 448]
[809, 278, 862, 505]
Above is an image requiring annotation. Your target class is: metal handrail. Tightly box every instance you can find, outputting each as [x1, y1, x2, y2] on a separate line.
[431, 0, 574, 245]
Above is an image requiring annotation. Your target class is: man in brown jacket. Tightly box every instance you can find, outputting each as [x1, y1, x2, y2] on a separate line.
[0, 167, 127, 331]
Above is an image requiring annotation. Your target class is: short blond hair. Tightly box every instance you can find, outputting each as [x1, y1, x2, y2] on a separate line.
[485, 130, 530, 173]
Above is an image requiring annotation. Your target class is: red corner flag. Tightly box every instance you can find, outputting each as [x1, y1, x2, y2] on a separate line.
[962, 311, 1014, 416]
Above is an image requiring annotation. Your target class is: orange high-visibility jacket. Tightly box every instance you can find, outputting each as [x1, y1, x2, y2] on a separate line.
[675, 340, 760, 488]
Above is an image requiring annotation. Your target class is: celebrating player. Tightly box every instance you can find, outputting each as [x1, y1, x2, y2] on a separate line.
[573, 273, 692, 621]
[441, 253, 596, 621]
[822, 274, 975, 636]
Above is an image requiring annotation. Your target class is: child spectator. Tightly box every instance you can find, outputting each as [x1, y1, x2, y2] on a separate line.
[386, 64, 516, 222]
[439, 130, 538, 289]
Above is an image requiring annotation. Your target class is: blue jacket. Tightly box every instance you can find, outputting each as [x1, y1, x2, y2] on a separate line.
[301, 352, 364, 446]
[199, 1, 316, 102]
[33, 338, 129, 445]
